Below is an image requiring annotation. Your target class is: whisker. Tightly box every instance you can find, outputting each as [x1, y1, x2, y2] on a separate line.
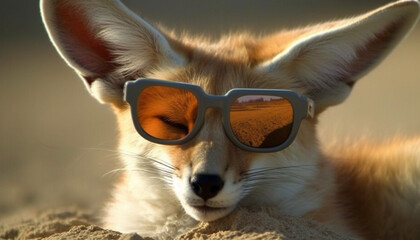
[81, 147, 177, 172]
[102, 168, 128, 177]
[103, 167, 173, 179]
[245, 171, 310, 182]
[243, 164, 316, 177]
[81, 147, 122, 157]
[239, 164, 318, 198]
[80, 148, 176, 189]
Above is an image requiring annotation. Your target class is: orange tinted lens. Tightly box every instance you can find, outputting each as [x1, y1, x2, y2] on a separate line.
[229, 95, 293, 148]
[137, 85, 198, 140]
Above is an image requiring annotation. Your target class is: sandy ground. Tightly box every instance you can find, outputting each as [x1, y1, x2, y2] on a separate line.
[1, 1, 419, 239]
[0, 208, 353, 240]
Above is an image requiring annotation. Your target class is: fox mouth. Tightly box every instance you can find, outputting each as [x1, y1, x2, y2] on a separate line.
[192, 205, 229, 212]
[184, 203, 235, 221]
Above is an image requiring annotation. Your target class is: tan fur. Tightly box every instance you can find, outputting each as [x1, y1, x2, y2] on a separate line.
[329, 138, 420, 239]
[41, 0, 420, 239]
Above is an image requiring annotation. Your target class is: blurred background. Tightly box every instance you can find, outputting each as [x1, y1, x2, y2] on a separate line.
[1, 0, 419, 221]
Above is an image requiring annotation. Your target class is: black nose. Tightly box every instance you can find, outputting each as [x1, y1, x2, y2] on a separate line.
[190, 174, 224, 201]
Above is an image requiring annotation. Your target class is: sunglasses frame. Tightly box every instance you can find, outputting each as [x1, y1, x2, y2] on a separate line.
[124, 78, 315, 153]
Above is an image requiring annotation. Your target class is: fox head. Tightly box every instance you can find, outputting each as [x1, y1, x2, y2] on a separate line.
[41, 0, 419, 223]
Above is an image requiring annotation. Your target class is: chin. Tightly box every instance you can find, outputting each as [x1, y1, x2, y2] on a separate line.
[183, 203, 236, 222]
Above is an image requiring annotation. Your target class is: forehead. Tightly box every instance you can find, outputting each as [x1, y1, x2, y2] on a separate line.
[147, 35, 296, 95]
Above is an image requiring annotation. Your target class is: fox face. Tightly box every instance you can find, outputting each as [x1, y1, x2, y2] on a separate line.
[41, 0, 420, 238]
[116, 51, 319, 222]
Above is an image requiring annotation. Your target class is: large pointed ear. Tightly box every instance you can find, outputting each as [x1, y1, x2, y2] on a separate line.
[256, 0, 419, 113]
[40, 0, 187, 105]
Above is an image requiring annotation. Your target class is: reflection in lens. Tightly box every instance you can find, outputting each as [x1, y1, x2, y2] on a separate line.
[229, 95, 293, 148]
[137, 85, 198, 141]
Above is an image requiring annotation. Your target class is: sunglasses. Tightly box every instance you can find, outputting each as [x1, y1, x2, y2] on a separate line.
[124, 78, 315, 153]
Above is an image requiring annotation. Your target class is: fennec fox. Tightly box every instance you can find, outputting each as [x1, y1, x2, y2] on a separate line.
[41, 0, 420, 239]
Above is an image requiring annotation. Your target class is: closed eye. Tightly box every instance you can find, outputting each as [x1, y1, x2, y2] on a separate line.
[158, 116, 189, 134]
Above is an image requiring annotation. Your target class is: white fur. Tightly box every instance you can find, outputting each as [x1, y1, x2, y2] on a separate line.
[104, 132, 198, 239]
[240, 146, 321, 216]
[174, 166, 240, 222]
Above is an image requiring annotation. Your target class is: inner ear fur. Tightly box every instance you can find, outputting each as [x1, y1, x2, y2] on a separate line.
[256, 0, 420, 112]
[40, 0, 187, 105]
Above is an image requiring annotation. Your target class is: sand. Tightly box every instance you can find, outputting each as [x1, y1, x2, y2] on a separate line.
[0, 208, 354, 240]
